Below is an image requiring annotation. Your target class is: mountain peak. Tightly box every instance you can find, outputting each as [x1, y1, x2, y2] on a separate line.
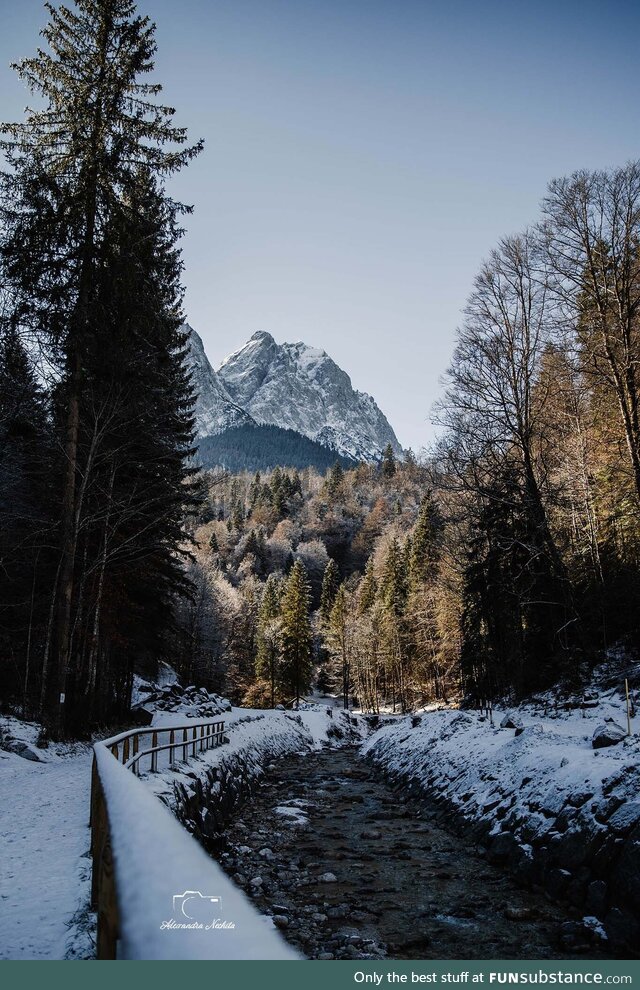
[217, 330, 401, 462]
[186, 329, 255, 437]
[184, 324, 402, 463]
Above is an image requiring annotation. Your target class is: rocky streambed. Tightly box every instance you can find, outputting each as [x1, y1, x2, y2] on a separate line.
[212, 747, 609, 960]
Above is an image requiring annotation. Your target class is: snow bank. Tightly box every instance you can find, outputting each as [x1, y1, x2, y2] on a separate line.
[94, 744, 298, 959]
[362, 699, 640, 951]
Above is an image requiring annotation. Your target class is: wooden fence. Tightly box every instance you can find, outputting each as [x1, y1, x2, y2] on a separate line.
[90, 718, 227, 959]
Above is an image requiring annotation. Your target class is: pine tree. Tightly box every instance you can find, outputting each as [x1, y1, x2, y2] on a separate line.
[319, 558, 340, 621]
[63, 171, 199, 729]
[0, 0, 202, 735]
[255, 574, 282, 708]
[245, 530, 260, 558]
[326, 460, 345, 497]
[382, 443, 396, 478]
[231, 501, 245, 532]
[0, 325, 57, 712]
[291, 470, 303, 497]
[280, 559, 313, 705]
[327, 584, 352, 709]
[379, 537, 409, 711]
[249, 471, 262, 507]
[358, 558, 377, 614]
[381, 538, 408, 615]
[409, 494, 440, 587]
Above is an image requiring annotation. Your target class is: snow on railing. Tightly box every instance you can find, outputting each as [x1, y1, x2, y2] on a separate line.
[90, 720, 299, 960]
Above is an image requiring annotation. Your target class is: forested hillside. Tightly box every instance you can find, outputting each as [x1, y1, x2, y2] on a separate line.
[197, 423, 358, 473]
[176, 165, 640, 713]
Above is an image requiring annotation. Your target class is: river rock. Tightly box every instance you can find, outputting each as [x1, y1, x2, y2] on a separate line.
[607, 801, 640, 834]
[586, 880, 608, 916]
[486, 830, 519, 864]
[504, 905, 535, 921]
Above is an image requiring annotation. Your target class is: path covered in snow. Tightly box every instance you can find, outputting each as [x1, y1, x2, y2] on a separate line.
[0, 719, 93, 960]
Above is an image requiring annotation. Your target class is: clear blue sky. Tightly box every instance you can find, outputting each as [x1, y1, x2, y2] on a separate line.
[2, 0, 640, 450]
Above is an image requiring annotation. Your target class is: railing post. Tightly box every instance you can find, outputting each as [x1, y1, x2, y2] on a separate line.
[132, 734, 139, 774]
[169, 728, 175, 764]
[192, 726, 197, 757]
[151, 730, 158, 772]
[90, 755, 119, 958]
[96, 816, 118, 959]
[90, 754, 101, 908]
[200, 724, 205, 752]
[123, 736, 130, 764]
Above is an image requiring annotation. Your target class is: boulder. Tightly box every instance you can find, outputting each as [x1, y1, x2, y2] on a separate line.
[129, 705, 154, 726]
[4, 739, 44, 762]
[608, 801, 640, 835]
[486, 830, 519, 864]
[586, 880, 608, 916]
[500, 713, 524, 730]
[604, 907, 640, 951]
[592, 722, 627, 749]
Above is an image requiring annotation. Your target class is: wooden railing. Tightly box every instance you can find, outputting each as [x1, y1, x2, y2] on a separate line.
[90, 717, 227, 959]
[101, 719, 226, 774]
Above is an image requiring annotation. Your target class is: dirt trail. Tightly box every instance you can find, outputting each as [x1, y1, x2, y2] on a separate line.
[214, 746, 608, 960]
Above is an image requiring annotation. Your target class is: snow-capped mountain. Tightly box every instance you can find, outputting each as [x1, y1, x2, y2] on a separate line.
[185, 327, 402, 463]
[186, 326, 255, 436]
[215, 330, 402, 462]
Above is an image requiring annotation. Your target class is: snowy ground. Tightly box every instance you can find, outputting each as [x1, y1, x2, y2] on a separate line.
[0, 701, 362, 960]
[2, 662, 637, 959]
[361, 684, 639, 832]
[0, 717, 93, 960]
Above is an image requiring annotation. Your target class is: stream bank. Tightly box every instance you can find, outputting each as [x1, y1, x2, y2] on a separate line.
[212, 747, 609, 960]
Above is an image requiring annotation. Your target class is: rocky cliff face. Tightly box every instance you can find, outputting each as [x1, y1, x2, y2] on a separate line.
[189, 329, 401, 462]
[186, 326, 255, 437]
